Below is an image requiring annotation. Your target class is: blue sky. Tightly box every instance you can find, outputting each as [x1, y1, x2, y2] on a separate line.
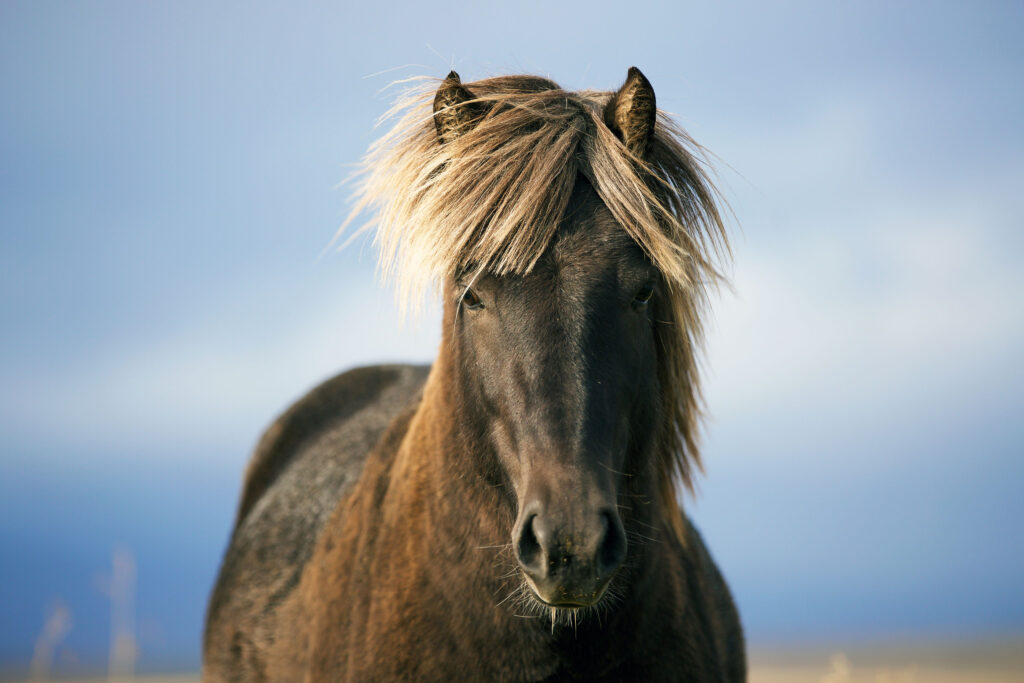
[2, 0, 1022, 674]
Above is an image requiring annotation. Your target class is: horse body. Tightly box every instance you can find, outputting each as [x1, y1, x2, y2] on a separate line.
[205, 363, 742, 681]
[203, 364, 428, 677]
[205, 68, 745, 681]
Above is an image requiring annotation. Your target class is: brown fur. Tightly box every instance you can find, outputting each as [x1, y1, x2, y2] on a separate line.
[204, 68, 744, 681]
[206, 336, 744, 681]
[604, 67, 657, 157]
[433, 71, 489, 144]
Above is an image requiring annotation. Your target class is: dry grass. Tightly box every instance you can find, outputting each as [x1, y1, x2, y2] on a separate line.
[29, 679, 200, 683]
[21, 639, 1024, 682]
[23, 670, 1022, 683]
[749, 640, 1024, 683]
[23, 664, 1024, 683]
[752, 666, 1020, 683]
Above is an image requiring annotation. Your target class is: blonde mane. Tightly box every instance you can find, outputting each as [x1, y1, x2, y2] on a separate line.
[344, 73, 729, 513]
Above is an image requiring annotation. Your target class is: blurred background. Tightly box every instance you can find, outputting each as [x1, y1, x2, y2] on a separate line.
[2, 1, 1022, 679]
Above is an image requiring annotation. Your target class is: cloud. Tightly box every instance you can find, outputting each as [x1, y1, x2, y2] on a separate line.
[702, 84, 1024, 437]
[705, 197, 1024, 416]
[0, 283, 441, 458]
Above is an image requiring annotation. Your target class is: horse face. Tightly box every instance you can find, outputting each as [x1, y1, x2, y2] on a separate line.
[451, 179, 663, 608]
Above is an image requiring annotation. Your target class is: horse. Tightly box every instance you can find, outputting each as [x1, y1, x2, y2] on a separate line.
[203, 67, 745, 681]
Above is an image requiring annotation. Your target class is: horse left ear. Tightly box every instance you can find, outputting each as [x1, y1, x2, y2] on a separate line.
[604, 67, 657, 158]
[433, 71, 487, 145]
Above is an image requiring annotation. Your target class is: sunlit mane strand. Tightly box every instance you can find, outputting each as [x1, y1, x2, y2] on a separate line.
[341, 72, 730, 500]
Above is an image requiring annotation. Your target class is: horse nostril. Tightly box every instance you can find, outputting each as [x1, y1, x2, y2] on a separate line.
[516, 514, 543, 572]
[597, 511, 627, 576]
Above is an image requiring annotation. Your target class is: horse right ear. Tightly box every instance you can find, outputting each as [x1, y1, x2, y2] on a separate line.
[433, 71, 487, 145]
[604, 67, 657, 158]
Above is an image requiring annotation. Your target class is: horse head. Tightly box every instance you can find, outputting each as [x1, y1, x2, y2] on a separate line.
[434, 69, 670, 609]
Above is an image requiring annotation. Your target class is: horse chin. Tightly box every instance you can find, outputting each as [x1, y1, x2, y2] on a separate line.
[521, 573, 612, 611]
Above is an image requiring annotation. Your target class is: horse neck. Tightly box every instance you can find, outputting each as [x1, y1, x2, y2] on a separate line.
[387, 343, 512, 534]
[381, 336, 670, 633]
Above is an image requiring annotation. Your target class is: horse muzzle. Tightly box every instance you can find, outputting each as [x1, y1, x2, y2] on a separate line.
[513, 504, 627, 607]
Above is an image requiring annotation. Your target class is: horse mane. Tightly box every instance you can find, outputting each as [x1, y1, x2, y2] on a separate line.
[343, 73, 729, 527]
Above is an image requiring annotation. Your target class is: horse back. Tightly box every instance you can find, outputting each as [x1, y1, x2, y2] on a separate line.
[203, 363, 429, 678]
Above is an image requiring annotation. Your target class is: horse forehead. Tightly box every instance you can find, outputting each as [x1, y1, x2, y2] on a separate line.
[492, 184, 642, 296]
[549, 199, 637, 280]
[504, 208, 637, 326]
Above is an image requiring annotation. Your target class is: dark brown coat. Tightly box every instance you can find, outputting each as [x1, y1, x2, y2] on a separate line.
[204, 67, 745, 682]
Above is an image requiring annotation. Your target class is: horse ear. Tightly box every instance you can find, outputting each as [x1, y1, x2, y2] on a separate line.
[433, 71, 487, 144]
[604, 66, 657, 158]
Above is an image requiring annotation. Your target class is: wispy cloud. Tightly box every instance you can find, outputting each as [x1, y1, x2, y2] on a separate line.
[0, 284, 440, 456]
[703, 83, 1024, 437]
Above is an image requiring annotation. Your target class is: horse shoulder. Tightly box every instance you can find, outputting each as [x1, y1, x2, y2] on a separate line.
[676, 517, 747, 682]
[235, 364, 427, 524]
[202, 363, 429, 681]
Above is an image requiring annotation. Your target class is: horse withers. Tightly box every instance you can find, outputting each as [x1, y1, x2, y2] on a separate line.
[204, 67, 745, 681]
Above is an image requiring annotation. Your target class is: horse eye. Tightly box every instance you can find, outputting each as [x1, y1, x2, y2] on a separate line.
[633, 284, 655, 305]
[462, 288, 485, 311]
